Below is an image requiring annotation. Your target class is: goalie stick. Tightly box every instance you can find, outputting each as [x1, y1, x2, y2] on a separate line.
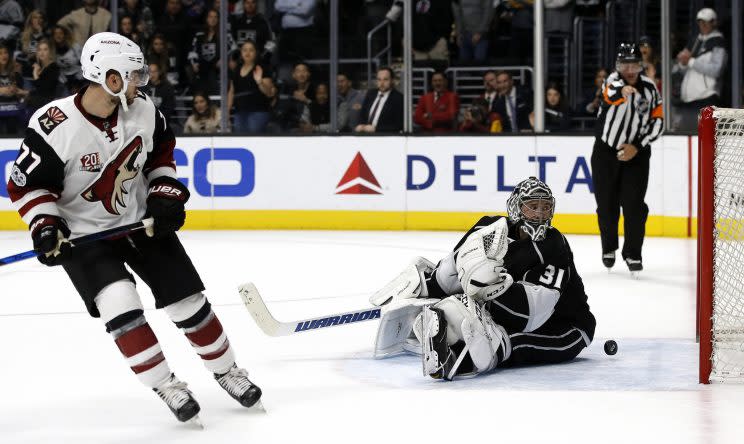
[238, 282, 381, 337]
[0, 218, 154, 267]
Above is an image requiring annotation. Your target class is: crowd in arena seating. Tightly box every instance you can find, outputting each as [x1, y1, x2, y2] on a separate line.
[0, 0, 731, 136]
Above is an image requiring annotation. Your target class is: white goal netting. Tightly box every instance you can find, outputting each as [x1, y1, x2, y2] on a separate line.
[710, 108, 744, 382]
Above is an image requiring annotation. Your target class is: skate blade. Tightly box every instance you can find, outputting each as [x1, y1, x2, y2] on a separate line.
[630, 271, 641, 279]
[186, 415, 205, 429]
[252, 400, 267, 413]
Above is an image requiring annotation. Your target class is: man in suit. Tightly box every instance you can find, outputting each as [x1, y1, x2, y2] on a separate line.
[491, 71, 533, 133]
[355, 67, 404, 133]
[414, 71, 460, 133]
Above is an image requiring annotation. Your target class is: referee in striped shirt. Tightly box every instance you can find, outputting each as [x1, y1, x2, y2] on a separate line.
[592, 43, 663, 274]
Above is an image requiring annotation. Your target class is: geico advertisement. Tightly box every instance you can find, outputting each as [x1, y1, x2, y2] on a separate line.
[1, 135, 684, 216]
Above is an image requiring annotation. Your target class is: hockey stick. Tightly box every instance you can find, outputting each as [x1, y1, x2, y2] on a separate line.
[238, 282, 381, 337]
[0, 218, 154, 267]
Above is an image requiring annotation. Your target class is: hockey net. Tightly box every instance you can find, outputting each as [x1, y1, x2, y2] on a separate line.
[698, 106, 744, 383]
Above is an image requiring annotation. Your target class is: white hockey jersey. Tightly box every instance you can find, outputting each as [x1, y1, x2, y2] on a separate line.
[7, 87, 177, 237]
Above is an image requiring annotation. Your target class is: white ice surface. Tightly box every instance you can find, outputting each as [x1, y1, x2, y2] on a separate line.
[1, 230, 742, 444]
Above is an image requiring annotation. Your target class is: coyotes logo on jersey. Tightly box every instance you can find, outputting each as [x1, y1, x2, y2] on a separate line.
[81, 136, 143, 215]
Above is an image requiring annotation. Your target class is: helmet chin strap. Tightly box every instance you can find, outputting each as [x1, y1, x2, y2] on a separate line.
[101, 77, 130, 112]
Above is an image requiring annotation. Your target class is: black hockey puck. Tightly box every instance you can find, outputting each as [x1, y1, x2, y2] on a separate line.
[604, 340, 618, 355]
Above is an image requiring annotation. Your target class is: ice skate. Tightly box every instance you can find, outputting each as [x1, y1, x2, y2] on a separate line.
[625, 258, 643, 278]
[602, 251, 616, 271]
[153, 374, 202, 426]
[215, 365, 263, 408]
[419, 306, 456, 380]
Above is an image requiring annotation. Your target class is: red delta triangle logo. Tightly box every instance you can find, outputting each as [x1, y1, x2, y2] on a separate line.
[335, 152, 383, 195]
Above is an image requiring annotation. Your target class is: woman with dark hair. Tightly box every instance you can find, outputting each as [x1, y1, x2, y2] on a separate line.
[25, 39, 60, 114]
[639, 36, 661, 91]
[531, 82, 571, 132]
[119, 15, 144, 48]
[187, 9, 235, 94]
[146, 34, 180, 88]
[227, 39, 274, 133]
[184, 91, 222, 133]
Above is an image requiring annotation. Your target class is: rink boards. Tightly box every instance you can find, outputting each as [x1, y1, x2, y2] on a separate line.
[0, 135, 697, 236]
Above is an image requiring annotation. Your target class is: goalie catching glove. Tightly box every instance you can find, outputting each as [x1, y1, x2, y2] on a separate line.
[145, 176, 190, 238]
[455, 218, 513, 301]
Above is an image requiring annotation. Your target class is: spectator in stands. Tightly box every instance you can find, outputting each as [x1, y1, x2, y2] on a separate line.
[17, 10, 47, 80]
[480, 70, 499, 111]
[147, 33, 180, 88]
[57, 0, 112, 45]
[581, 67, 607, 116]
[355, 67, 403, 133]
[230, 0, 276, 65]
[144, 62, 176, 125]
[639, 35, 660, 91]
[157, 0, 194, 83]
[274, 0, 317, 62]
[492, 70, 532, 132]
[412, 0, 453, 62]
[51, 25, 83, 94]
[458, 98, 502, 133]
[188, 9, 235, 94]
[0, 42, 27, 135]
[182, 0, 208, 19]
[184, 91, 222, 133]
[118, 0, 155, 42]
[267, 83, 305, 133]
[452, 0, 494, 63]
[0, 0, 23, 49]
[337, 72, 364, 132]
[284, 61, 315, 109]
[118, 15, 144, 48]
[300, 81, 330, 133]
[414, 71, 460, 133]
[531, 81, 571, 132]
[227, 39, 274, 133]
[25, 39, 59, 114]
[672, 7, 727, 131]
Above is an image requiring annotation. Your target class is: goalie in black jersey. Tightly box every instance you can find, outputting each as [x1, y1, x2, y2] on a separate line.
[371, 177, 596, 380]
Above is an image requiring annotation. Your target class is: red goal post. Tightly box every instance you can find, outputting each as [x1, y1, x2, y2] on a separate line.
[697, 106, 744, 384]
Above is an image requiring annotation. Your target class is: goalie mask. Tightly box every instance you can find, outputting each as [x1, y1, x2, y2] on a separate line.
[506, 177, 555, 241]
[80, 32, 149, 112]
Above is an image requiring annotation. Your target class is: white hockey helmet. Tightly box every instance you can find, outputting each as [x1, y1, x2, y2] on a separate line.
[80, 32, 148, 111]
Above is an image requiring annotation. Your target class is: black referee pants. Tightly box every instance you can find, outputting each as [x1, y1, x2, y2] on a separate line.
[591, 139, 650, 260]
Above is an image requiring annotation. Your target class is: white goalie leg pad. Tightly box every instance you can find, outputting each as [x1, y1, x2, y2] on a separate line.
[456, 218, 510, 298]
[94, 279, 143, 324]
[520, 282, 560, 332]
[374, 297, 438, 358]
[416, 295, 511, 376]
[369, 256, 435, 306]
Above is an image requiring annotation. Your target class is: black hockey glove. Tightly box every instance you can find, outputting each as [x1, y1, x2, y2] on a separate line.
[30, 214, 72, 266]
[146, 176, 190, 238]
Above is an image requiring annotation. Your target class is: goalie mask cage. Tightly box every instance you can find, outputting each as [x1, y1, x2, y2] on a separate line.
[698, 106, 744, 384]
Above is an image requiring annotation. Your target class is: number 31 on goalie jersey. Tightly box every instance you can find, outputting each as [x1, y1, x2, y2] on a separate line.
[537, 264, 566, 289]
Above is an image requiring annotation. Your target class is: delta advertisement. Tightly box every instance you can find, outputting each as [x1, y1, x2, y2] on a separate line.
[0, 135, 695, 236]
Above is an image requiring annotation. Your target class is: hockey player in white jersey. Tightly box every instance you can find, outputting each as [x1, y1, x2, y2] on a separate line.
[371, 177, 596, 380]
[6, 33, 261, 424]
